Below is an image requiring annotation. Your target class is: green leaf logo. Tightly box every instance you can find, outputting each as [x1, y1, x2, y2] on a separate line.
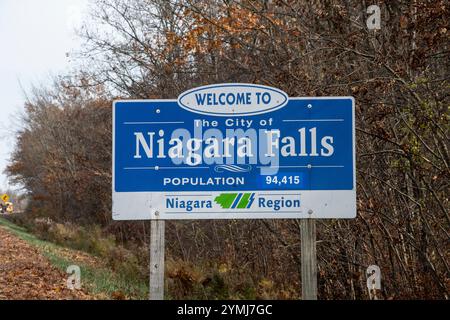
[214, 193, 255, 209]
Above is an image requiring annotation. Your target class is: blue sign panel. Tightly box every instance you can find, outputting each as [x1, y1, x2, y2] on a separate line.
[112, 83, 355, 220]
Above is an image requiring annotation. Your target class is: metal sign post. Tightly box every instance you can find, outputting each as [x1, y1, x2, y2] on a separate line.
[149, 219, 165, 300]
[301, 219, 317, 300]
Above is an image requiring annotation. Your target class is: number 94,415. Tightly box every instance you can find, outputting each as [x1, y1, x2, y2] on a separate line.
[265, 175, 300, 185]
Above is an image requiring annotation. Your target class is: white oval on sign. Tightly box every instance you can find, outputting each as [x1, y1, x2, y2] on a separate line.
[177, 83, 289, 116]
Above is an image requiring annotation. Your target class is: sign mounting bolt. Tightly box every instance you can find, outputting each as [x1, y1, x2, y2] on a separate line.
[307, 104, 312, 109]
[308, 209, 313, 215]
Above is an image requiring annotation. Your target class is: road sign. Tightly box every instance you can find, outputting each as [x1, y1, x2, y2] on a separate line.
[1, 194, 9, 203]
[113, 83, 356, 220]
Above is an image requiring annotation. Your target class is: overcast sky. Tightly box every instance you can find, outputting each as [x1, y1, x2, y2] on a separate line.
[0, 0, 88, 190]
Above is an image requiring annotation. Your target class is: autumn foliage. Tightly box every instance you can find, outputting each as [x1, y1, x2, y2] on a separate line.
[6, 0, 449, 299]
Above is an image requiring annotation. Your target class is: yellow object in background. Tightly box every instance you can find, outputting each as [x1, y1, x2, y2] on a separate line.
[1, 194, 9, 202]
[5, 202, 13, 213]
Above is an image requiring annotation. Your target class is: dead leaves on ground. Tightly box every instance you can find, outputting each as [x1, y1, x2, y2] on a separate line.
[0, 226, 92, 300]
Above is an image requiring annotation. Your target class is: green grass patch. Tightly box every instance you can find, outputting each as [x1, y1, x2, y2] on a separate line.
[0, 216, 149, 299]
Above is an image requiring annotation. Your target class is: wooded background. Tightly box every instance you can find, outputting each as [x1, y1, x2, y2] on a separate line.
[6, 0, 449, 299]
